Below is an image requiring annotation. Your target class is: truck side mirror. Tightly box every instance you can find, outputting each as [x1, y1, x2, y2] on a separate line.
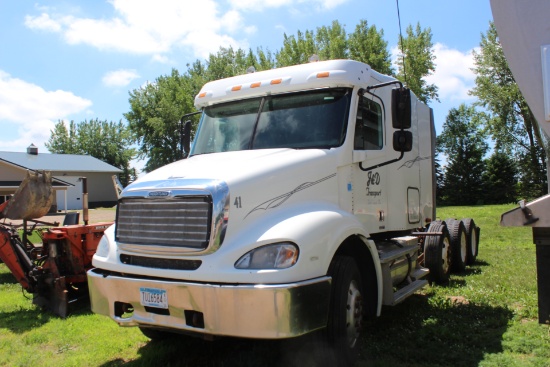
[393, 131, 413, 152]
[392, 87, 411, 129]
[182, 120, 191, 158]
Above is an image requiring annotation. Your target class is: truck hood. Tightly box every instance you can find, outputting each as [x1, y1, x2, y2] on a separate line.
[122, 148, 340, 237]
[130, 149, 336, 187]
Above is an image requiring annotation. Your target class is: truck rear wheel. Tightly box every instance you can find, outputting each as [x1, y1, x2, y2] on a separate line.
[462, 218, 479, 265]
[424, 221, 452, 284]
[326, 256, 364, 366]
[446, 219, 467, 273]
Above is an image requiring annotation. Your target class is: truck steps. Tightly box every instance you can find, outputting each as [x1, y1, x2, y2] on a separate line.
[378, 238, 430, 306]
[378, 242, 418, 264]
[392, 270, 429, 305]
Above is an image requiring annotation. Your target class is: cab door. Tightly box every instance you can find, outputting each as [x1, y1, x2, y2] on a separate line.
[351, 93, 388, 235]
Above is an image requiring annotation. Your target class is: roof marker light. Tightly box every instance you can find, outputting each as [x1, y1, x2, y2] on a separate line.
[271, 79, 282, 85]
[231, 85, 242, 91]
[317, 72, 330, 78]
[198, 92, 207, 98]
[251, 82, 261, 88]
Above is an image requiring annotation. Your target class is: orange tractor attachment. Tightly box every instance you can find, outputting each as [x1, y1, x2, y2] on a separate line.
[0, 171, 112, 317]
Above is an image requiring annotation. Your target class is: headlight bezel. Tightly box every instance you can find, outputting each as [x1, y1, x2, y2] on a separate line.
[234, 242, 299, 270]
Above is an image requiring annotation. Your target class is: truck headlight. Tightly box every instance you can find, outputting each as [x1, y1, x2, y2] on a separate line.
[235, 243, 299, 269]
[94, 235, 110, 258]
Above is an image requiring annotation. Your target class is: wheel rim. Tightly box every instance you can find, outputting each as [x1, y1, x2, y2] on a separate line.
[442, 237, 451, 273]
[460, 232, 467, 263]
[346, 279, 363, 348]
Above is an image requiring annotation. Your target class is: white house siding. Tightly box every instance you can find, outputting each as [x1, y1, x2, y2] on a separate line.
[52, 171, 117, 209]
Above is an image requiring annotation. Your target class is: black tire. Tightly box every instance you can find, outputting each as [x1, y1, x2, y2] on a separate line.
[326, 256, 364, 366]
[424, 221, 452, 284]
[462, 218, 479, 265]
[139, 326, 173, 341]
[446, 219, 467, 273]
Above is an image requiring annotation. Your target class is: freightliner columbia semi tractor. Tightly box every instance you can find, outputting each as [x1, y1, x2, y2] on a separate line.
[87, 59, 479, 365]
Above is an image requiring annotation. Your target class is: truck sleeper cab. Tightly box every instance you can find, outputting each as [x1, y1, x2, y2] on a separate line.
[88, 59, 467, 365]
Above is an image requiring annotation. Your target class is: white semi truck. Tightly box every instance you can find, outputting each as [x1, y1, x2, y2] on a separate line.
[87, 59, 478, 364]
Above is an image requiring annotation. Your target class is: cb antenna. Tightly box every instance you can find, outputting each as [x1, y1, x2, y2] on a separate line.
[396, 0, 408, 85]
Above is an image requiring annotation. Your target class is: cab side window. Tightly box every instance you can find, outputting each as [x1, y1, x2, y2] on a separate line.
[354, 97, 383, 150]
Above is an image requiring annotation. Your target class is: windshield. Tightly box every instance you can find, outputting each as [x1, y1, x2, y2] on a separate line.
[191, 88, 351, 155]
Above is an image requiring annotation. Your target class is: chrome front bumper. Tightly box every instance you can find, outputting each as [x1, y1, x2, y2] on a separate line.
[88, 269, 331, 339]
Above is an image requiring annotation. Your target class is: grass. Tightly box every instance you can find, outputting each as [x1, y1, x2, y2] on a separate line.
[1, 204, 549, 366]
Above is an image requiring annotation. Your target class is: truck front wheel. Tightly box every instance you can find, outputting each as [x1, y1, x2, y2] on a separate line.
[326, 256, 364, 366]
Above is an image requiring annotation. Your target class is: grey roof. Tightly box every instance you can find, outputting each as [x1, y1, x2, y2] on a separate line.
[0, 151, 122, 173]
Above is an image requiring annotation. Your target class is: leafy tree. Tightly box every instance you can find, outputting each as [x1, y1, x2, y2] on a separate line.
[434, 154, 445, 204]
[437, 104, 488, 205]
[275, 19, 392, 73]
[125, 68, 198, 172]
[206, 46, 251, 80]
[482, 149, 518, 204]
[348, 20, 392, 75]
[471, 22, 547, 198]
[46, 119, 137, 186]
[256, 47, 276, 70]
[316, 20, 348, 61]
[276, 30, 317, 66]
[395, 23, 438, 104]
[46, 121, 79, 154]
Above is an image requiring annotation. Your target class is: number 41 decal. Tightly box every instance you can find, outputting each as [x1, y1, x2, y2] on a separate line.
[234, 196, 242, 208]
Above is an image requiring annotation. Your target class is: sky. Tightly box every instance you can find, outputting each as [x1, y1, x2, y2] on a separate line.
[0, 0, 494, 173]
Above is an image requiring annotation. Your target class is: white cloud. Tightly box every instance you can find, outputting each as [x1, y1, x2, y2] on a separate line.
[24, 13, 62, 32]
[221, 10, 243, 33]
[24, 0, 248, 59]
[102, 69, 140, 87]
[426, 43, 477, 101]
[0, 119, 56, 152]
[229, 0, 293, 11]
[0, 71, 91, 152]
[318, 0, 349, 10]
[228, 0, 349, 11]
[391, 43, 477, 102]
[0, 71, 92, 122]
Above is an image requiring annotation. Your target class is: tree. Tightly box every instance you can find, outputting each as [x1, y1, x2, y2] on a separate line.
[46, 119, 137, 186]
[482, 149, 518, 204]
[348, 20, 392, 75]
[46, 121, 79, 154]
[434, 154, 445, 204]
[275, 19, 392, 73]
[276, 30, 317, 66]
[316, 20, 348, 61]
[395, 23, 438, 104]
[125, 68, 198, 172]
[471, 22, 547, 198]
[437, 104, 488, 205]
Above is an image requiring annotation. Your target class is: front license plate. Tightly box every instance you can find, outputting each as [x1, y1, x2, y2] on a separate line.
[140, 287, 168, 309]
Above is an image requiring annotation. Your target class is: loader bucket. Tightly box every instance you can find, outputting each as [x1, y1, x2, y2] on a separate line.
[2, 171, 53, 220]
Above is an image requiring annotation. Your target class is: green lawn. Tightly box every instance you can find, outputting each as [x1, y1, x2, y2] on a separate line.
[1, 204, 549, 366]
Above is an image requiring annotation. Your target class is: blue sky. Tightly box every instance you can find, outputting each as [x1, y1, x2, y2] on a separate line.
[0, 0, 493, 172]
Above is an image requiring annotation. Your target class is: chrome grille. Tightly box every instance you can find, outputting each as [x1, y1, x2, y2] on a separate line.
[115, 197, 212, 249]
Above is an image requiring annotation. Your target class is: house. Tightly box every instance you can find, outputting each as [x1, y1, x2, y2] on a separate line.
[0, 145, 121, 211]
